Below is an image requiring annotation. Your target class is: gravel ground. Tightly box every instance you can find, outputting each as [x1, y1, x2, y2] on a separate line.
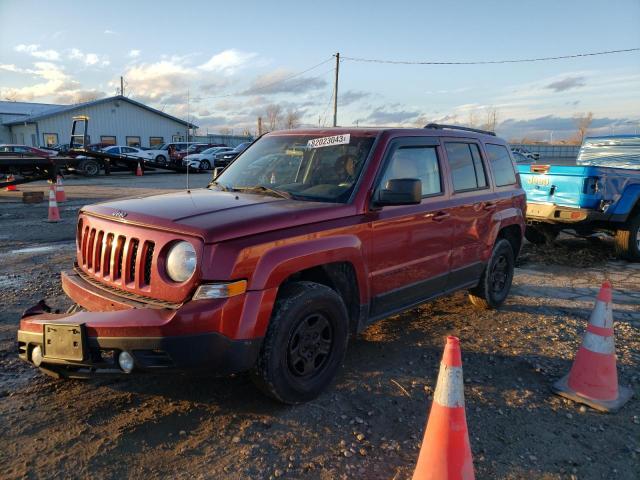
[0, 173, 638, 479]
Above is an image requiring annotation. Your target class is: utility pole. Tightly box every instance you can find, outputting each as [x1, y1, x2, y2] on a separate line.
[120, 76, 124, 96]
[332, 52, 340, 127]
[257, 116, 263, 136]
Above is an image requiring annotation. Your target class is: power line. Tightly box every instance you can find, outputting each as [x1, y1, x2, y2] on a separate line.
[341, 47, 640, 65]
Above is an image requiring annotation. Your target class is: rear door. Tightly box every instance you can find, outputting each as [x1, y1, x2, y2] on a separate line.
[368, 137, 453, 317]
[442, 139, 497, 289]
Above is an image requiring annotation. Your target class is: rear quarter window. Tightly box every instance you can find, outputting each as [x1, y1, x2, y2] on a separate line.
[485, 144, 517, 186]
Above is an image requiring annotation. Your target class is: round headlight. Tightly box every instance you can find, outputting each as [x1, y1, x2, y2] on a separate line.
[166, 241, 197, 282]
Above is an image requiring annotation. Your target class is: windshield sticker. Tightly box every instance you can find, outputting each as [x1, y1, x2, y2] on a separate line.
[307, 134, 350, 149]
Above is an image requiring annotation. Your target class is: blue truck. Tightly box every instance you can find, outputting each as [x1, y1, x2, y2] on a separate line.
[517, 135, 640, 260]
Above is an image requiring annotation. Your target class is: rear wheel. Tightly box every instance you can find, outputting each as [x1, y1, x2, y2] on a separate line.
[251, 281, 349, 404]
[200, 160, 211, 170]
[524, 224, 558, 245]
[78, 159, 100, 176]
[468, 238, 515, 310]
[614, 214, 640, 261]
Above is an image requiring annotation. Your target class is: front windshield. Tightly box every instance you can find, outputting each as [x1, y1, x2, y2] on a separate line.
[153, 143, 166, 150]
[211, 133, 376, 203]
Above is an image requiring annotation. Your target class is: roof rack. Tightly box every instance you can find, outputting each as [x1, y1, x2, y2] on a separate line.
[424, 123, 496, 137]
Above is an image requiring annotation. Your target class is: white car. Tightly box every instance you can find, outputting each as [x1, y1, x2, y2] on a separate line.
[102, 145, 154, 161]
[182, 146, 233, 170]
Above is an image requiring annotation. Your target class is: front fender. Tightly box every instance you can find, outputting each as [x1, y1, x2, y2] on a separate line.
[249, 234, 369, 303]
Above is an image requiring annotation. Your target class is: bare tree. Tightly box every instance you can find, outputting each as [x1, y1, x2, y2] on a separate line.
[573, 112, 594, 145]
[284, 109, 301, 129]
[219, 127, 232, 136]
[265, 104, 282, 131]
[467, 110, 478, 128]
[482, 107, 499, 132]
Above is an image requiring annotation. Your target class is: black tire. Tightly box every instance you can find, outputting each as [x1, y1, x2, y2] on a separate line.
[614, 214, 640, 261]
[200, 160, 211, 170]
[251, 281, 349, 404]
[524, 225, 558, 245]
[78, 159, 100, 176]
[468, 238, 515, 310]
[155, 155, 166, 163]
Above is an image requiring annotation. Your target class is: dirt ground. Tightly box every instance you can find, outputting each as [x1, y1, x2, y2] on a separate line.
[1, 173, 638, 480]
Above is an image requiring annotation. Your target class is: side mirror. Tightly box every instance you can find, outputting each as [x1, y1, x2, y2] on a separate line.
[212, 167, 224, 179]
[374, 178, 422, 206]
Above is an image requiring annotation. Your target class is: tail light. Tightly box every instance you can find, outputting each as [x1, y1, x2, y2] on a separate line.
[530, 165, 550, 173]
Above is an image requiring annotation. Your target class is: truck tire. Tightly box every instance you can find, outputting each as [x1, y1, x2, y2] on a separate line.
[614, 214, 640, 261]
[78, 159, 100, 176]
[251, 281, 349, 404]
[524, 225, 558, 245]
[468, 238, 515, 310]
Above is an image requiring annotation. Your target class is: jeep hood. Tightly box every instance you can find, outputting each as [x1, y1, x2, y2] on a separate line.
[82, 188, 356, 242]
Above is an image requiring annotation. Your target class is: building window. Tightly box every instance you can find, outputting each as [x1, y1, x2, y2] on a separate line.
[43, 133, 58, 147]
[172, 135, 185, 142]
[149, 136, 164, 146]
[126, 136, 141, 147]
[100, 136, 117, 145]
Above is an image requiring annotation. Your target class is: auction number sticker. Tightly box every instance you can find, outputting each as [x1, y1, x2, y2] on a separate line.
[307, 134, 350, 149]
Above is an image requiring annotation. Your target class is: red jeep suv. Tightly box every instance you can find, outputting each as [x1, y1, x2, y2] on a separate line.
[18, 124, 525, 403]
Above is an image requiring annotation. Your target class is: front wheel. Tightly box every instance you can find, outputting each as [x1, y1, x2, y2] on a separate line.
[468, 238, 515, 310]
[155, 155, 166, 163]
[251, 281, 349, 404]
[614, 214, 640, 261]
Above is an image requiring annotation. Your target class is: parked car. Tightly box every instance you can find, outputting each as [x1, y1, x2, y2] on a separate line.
[102, 145, 155, 161]
[144, 142, 190, 165]
[512, 151, 534, 164]
[213, 142, 252, 167]
[183, 147, 233, 170]
[518, 135, 640, 259]
[17, 124, 525, 403]
[174, 143, 227, 162]
[0, 144, 58, 157]
[511, 146, 540, 160]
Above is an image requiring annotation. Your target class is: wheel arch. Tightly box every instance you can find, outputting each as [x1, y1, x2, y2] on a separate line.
[249, 236, 369, 334]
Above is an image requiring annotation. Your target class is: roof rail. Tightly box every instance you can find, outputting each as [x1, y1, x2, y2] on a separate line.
[424, 123, 496, 137]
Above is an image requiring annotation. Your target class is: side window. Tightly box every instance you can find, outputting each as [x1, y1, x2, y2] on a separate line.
[485, 144, 517, 186]
[445, 142, 488, 192]
[380, 146, 442, 196]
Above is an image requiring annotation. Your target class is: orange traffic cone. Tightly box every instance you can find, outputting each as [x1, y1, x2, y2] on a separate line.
[55, 175, 66, 202]
[5, 174, 18, 191]
[136, 161, 143, 176]
[413, 336, 474, 480]
[47, 184, 61, 222]
[553, 281, 633, 412]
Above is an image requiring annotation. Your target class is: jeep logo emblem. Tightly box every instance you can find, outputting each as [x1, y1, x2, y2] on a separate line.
[112, 210, 128, 218]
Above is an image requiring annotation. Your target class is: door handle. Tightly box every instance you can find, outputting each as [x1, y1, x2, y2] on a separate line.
[483, 202, 497, 211]
[432, 211, 450, 222]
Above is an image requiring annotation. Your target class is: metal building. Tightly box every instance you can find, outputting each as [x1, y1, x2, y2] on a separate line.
[0, 95, 195, 148]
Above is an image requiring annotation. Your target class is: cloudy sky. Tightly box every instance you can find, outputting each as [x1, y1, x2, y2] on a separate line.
[1, 0, 639, 140]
